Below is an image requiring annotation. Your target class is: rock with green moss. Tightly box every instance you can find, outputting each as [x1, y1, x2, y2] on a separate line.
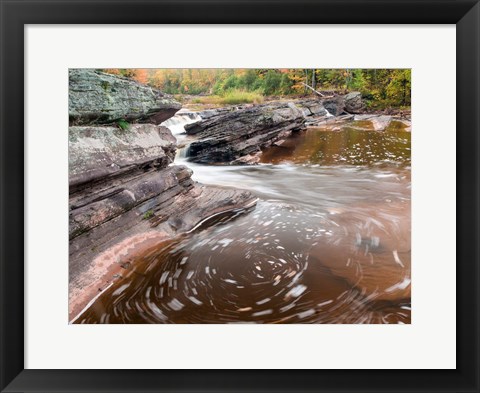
[69, 69, 181, 125]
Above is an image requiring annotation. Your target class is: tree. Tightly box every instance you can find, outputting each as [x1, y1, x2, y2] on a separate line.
[386, 69, 411, 106]
[239, 69, 258, 90]
[132, 69, 149, 84]
[280, 73, 294, 95]
[263, 70, 282, 95]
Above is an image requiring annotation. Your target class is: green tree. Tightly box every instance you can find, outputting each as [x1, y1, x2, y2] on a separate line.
[386, 69, 411, 106]
[263, 70, 282, 95]
[280, 73, 294, 95]
[239, 69, 258, 90]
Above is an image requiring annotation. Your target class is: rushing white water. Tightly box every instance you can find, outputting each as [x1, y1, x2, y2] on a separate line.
[162, 111, 202, 159]
[161, 111, 201, 138]
[165, 112, 410, 205]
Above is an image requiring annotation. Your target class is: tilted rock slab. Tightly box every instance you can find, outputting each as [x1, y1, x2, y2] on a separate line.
[185, 102, 306, 164]
[69, 69, 181, 125]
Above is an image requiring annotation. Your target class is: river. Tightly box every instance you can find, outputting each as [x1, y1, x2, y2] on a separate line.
[75, 112, 411, 324]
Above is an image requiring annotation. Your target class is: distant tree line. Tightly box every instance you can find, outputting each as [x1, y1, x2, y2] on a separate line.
[101, 68, 411, 109]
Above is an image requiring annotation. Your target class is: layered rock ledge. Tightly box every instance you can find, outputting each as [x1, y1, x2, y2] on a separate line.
[185, 102, 306, 164]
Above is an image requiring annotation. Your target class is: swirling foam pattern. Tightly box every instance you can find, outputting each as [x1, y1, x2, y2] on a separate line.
[76, 198, 410, 324]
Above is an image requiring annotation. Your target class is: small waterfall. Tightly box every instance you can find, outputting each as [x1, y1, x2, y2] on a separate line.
[161, 111, 202, 159]
[162, 112, 202, 137]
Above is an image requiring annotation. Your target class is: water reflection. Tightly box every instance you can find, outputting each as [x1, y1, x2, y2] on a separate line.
[261, 122, 410, 167]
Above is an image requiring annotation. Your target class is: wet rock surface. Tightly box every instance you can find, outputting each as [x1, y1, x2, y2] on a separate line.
[69, 69, 181, 125]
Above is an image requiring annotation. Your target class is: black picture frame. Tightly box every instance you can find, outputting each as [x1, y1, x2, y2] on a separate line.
[1, 1, 478, 392]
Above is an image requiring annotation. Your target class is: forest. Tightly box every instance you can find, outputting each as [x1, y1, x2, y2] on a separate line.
[102, 68, 411, 109]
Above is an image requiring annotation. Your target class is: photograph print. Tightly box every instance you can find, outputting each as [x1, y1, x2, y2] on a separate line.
[68, 68, 411, 324]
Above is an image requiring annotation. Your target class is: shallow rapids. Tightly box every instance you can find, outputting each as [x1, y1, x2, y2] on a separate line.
[75, 115, 411, 324]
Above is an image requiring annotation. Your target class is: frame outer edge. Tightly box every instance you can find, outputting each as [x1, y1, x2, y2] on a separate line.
[1, 0, 479, 392]
[1, 1, 25, 392]
[457, 1, 480, 391]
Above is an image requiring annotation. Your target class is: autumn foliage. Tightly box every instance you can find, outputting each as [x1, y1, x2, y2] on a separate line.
[100, 68, 411, 109]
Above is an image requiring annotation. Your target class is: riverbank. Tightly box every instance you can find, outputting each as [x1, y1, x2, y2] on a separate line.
[177, 93, 411, 118]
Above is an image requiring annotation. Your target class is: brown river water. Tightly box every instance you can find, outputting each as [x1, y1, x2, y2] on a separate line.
[75, 118, 411, 324]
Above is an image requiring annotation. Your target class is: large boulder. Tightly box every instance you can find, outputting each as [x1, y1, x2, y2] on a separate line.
[69, 69, 181, 125]
[322, 92, 365, 116]
[185, 102, 306, 164]
[344, 91, 365, 114]
[323, 96, 345, 116]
